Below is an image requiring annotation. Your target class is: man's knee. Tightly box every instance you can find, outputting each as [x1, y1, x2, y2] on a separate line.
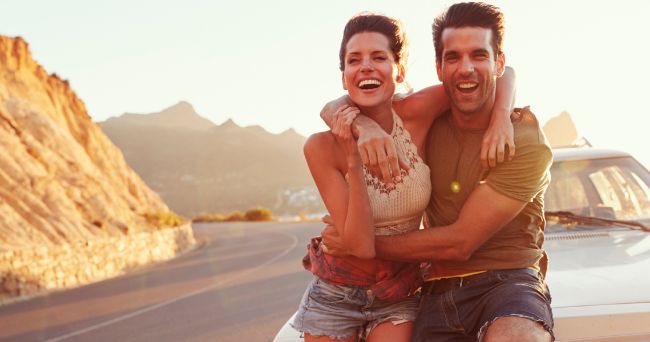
[481, 316, 552, 342]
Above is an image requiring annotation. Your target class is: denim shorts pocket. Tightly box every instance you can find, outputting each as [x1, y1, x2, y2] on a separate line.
[310, 279, 350, 305]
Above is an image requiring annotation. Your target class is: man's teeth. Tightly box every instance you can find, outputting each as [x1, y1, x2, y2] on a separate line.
[458, 83, 477, 89]
[358, 79, 381, 88]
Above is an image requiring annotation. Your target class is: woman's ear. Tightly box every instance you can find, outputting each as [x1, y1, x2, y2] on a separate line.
[341, 73, 348, 90]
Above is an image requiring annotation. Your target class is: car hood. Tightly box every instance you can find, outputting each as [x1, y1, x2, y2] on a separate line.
[544, 228, 650, 308]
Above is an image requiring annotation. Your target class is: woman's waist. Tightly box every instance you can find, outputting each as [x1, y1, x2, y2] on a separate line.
[374, 216, 422, 236]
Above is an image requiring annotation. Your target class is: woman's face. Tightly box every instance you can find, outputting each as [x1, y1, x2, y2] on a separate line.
[342, 32, 403, 109]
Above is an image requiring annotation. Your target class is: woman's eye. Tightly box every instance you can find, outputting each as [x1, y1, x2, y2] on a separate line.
[347, 58, 359, 64]
[374, 56, 387, 61]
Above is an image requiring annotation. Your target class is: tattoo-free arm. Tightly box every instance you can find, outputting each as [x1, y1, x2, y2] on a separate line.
[373, 184, 526, 262]
[304, 133, 375, 259]
[482, 66, 516, 168]
[320, 96, 408, 185]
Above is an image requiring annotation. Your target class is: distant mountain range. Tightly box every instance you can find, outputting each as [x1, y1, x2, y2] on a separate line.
[100, 101, 324, 217]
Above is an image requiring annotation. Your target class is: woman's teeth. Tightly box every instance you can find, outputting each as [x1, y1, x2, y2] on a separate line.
[358, 79, 381, 89]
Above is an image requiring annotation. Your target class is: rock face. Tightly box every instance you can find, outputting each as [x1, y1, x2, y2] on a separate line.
[101, 103, 324, 217]
[0, 36, 169, 250]
[543, 111, 578, 148]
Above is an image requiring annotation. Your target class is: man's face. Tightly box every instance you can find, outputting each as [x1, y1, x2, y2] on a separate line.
[436, 27, 505, 114]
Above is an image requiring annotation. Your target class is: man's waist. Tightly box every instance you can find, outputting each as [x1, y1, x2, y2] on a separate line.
[421, 268, 540, 295]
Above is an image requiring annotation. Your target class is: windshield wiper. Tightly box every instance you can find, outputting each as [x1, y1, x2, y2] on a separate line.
[544, 210, 650, 232]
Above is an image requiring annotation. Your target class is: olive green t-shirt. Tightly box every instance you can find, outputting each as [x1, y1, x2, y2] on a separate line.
[424, 107, 552, 278]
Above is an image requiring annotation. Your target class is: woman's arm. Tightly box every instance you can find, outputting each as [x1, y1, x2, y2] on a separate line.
[482, 66, 516, 168]
[304, 111, 375, 259]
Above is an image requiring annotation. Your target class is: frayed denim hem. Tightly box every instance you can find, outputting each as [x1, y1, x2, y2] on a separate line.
[477, 314, 555, 342]
[290, 322, 357, 341]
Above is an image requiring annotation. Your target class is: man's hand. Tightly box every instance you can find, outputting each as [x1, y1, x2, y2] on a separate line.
[356, 120, 410, 186]
[320, 215, 349, 256]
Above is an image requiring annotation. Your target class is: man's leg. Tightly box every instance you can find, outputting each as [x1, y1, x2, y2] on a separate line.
[411, 290, 473, 342]
[471, 269, 555, 341]
[481, 317, 551, 342]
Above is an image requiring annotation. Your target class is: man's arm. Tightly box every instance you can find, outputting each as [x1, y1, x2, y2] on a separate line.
[373, 184, 525, 262]
[320, 96, 408, 185]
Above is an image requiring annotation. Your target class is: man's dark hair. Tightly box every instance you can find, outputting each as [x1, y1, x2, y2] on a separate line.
[339, 13, 408, 71]
[432, 2, 505, 63]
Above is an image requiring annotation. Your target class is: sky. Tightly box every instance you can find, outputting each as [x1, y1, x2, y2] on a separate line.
[2, 1, 650, 166]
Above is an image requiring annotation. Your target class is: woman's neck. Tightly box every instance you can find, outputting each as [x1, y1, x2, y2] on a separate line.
[359, 102, 394, 134]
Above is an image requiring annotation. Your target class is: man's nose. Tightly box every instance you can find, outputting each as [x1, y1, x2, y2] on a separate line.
[459, 56, 474, 75]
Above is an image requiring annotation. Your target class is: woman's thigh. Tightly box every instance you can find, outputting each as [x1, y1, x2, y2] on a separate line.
[305, 332, 358, 342]
[366, 321, 413, 342]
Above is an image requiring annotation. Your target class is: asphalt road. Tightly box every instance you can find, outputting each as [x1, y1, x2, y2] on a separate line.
[0, 222, 321, 342]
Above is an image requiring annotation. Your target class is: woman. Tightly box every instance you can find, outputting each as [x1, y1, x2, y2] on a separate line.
[292, 13, 515, 342]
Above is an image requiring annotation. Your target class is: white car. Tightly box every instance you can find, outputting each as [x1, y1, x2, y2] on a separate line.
[274, 148, 650, 342]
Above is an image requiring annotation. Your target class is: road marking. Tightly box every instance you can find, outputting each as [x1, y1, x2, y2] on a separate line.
[45, 229, 299, 342]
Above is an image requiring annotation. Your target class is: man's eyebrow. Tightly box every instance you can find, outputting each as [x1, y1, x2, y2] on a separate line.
[443, 50, 459, 57]
[472, 48, 490, 54]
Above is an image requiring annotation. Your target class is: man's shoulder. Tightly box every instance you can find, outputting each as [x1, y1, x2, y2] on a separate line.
[512, 106, 549, 147]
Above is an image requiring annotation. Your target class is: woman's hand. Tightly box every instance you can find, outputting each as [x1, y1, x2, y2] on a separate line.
[481, 108, 515, 169]
[331, 105, 361, 162]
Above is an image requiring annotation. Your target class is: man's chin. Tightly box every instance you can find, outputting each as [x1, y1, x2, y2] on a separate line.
[453, 102, 482, 114]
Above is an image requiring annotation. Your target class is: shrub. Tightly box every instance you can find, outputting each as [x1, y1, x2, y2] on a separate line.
[145, 211, 186, 227]
[193, 213, 227, 223]
[245, 207, 274, 221]
[226, 211, 246, 221]
[191, 207, 274, 222]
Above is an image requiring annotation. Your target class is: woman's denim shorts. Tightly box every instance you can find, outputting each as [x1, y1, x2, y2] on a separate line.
[291, 276, 419, 340]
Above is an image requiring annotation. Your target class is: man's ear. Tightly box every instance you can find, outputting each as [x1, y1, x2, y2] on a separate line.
[341, 73, 347, 90]
[396, 64, 405, 83]
[436, 60, 443, 82]
[496, 52, 506, 77]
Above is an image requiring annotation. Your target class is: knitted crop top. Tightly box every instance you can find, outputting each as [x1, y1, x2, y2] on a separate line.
[349, 111, 431, 236]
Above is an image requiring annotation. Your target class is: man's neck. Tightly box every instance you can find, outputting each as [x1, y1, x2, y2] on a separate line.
[450, 97, 495, 130]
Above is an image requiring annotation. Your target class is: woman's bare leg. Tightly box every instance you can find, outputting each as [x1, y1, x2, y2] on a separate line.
[305, 333, 357, 342]
[365, 321, 413, 342]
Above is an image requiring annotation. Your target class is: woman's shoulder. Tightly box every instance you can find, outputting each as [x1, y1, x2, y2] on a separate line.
[304, 131, 341, 163]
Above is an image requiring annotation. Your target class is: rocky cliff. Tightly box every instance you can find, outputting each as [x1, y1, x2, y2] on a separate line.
[0, 36, 170, 250]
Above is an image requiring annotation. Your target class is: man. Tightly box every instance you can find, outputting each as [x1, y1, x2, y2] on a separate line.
[321, 3, 554, 341]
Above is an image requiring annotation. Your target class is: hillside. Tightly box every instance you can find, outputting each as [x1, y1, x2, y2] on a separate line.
[101, 103, 324, 217]
[0, 36, 171, 249]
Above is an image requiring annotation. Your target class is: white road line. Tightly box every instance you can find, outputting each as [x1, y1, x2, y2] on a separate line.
[45, 229, 299, 342]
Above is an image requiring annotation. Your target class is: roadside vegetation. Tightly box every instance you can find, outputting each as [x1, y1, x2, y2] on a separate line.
[193, 207, 274, 223]
[144, 211, 187, 227]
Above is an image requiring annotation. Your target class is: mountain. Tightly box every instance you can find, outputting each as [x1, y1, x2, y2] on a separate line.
[103, 101, 216, 131]
[100, 105, 323, 217]
[0, 36, 170, 249]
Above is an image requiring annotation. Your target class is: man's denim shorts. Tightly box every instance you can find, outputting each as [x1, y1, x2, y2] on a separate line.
[291, 276, 419, 340]
[412, 268, 554, 342]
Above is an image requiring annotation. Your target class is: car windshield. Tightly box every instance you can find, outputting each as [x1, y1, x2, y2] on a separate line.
[544, 156, 650, 233]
